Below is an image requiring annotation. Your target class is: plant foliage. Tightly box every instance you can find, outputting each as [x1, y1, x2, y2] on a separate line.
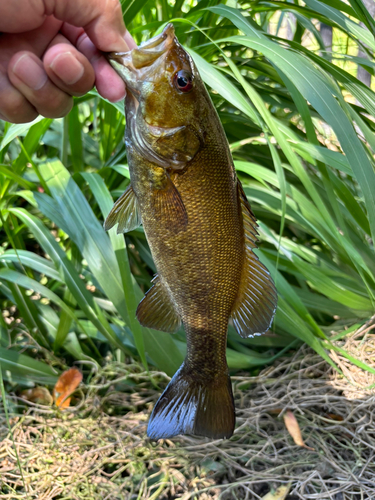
[1, 0, 375, 385]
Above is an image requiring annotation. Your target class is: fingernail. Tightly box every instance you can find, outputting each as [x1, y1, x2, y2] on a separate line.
[13, 54, 48, 90]
[124, 31, 137, 50]
[113, 90, 126, 103]
[50, 52, 84, 85]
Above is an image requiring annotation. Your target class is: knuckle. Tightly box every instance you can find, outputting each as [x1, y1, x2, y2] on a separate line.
[109, 0, 125, 23]
[109, 0, 121, 10]
[39, 94, 73, 119]
[72, 75, 95, 96]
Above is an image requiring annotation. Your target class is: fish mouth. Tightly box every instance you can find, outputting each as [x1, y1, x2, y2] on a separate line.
[105, 23, 176, 96]
[106, 24, 200, 170]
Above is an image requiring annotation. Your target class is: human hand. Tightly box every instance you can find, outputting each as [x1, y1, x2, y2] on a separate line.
[0, 0, 137, 123]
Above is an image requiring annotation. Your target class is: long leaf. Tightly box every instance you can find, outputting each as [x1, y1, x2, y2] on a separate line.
[0, 347, 59, 385]
[82, 172, 184, 374]
[9, 207, 125, 352]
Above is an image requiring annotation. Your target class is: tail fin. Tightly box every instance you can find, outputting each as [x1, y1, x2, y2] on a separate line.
[147, 364, 235, 440]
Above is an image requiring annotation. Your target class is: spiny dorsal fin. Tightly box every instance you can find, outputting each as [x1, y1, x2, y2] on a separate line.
[104, 184, 141, 234]
[151, 173, 188, 232]
[136, 275, 181, 333]
[231, 180, 277, 338]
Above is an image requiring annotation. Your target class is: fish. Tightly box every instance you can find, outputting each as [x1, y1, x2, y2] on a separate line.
[104, 24, 277, 440]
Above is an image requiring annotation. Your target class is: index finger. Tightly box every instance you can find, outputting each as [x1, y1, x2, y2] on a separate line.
[0, 0, 136, 52]
[48, 0, 137, 52]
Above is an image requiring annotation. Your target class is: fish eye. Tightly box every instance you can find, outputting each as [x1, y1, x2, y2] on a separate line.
[174, 70, 193, 93]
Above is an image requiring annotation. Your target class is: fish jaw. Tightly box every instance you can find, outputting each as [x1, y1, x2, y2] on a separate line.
[106, 23, 204, 170]
[105, 23, 176, 96]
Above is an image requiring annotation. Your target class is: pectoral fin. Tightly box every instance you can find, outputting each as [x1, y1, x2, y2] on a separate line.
[231, 181, 277, 337]
[104, 184, 141, 234]
[136, 274, 181, 333]
[151, 172, 188, 231]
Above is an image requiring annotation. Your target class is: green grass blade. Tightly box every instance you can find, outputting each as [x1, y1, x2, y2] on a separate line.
[0, 117, 46, 150]
[82, 172, 147, 368]
[0, 347, 59, 385]
[38, 159, 131, 326]
[9, 208, 125, 352]
[0, 365, 27, 491]
[303, 0, 375, 49]
[82, 172, 184, 374]
[187, 48, 261, 126]
[0, 268, 87, 332]
[345, 0, 375, 35]
[1, 250, 61, 282]
[68, 105, 84, 172]
[227, 34, 375, 253]
[0, 165, 35, 190]
[123, 0, 153, 24]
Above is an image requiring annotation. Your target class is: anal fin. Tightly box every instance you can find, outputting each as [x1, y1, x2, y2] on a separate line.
[231, 181, 277, 337]
[104, 184, 141, 234]
[136, 275, 181, 333]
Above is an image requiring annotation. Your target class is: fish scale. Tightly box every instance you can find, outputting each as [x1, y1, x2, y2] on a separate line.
[104, 23, 277, 440]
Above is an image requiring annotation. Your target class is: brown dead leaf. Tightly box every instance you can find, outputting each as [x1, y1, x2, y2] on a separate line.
[53, 368, 82, 408]
[283, 410, 315, 451]
[267, 408, 283, 416]
[325, 413, 344, 421]
[20, 387, 53, 406]
[262, 483, 292, 500]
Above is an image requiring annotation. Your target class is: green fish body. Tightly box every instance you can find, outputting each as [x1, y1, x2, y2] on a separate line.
[105, 24, 277, 440]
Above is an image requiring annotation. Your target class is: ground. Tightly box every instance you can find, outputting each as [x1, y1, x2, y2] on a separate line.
[1, 329, 375, 500]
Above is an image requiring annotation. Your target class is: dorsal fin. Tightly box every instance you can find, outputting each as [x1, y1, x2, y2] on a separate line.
[231, 181, 277, 337]
[104, 184, 141, 234]
[136, 275, 181, 333]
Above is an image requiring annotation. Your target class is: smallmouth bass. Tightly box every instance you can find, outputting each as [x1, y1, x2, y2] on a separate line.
[105, 24, 277, 440]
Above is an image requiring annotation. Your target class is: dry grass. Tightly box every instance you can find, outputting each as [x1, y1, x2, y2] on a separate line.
[330, 316, 375, 399]
[1, 335, 375, 500]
